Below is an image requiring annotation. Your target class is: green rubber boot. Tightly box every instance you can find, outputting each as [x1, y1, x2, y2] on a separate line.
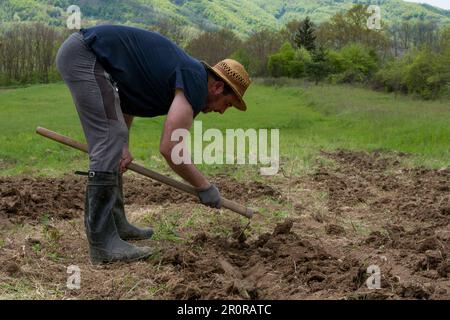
[85, 171, 152, 264]
[113, 173, 153, 240]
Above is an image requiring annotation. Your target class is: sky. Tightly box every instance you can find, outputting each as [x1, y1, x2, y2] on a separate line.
[404, 0, 450, 10]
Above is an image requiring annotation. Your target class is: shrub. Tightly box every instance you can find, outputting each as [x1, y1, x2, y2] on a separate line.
[337, 43, 378, 83]
[374, 44, 450, 99]
[268, 42, 295, 78]
[405, 49, 448, 99]
[373, 58, 409, 94]
[268, 43, 311, 78]
[230, 48, 252, 72]
[305, 48, 333, 84]
[326, 50, 345, 74]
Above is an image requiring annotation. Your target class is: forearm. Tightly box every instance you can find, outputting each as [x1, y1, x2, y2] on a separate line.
[123, 114, 134, 129]
[160, 89, 210, 189]
[164, 158, 210, 189]
[123, 114, 134, 145]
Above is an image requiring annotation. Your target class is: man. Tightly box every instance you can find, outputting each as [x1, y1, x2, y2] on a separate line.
[56, 25, 251, 264]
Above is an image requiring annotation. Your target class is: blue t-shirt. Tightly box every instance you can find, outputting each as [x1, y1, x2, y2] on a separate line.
[80, 25, 208, 117]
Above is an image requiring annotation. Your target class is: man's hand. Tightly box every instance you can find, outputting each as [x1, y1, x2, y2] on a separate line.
[197, 184, 222, 209]
[120, 145, 133, 174]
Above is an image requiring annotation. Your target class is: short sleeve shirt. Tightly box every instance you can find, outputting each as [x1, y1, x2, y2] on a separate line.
[80, 25, 208, 117]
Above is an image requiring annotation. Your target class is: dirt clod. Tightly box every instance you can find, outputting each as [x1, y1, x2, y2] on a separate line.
[437, 260, 450, 278]
[4, 262, 21, 276]
[418, 237, 440, 253]
[400, 282, 432, 300]
[272, 219, 293, 235]
[193, 232, 208, 245]
[426, 250, 443, 269]
[218, 258, 243, 279]
[325, 224, 346, 236]
[254, 233, 271, 247]
[365, 231, 389, 247]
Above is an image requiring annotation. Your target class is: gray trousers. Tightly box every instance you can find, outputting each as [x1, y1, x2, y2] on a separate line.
[56, 32, 128, 172]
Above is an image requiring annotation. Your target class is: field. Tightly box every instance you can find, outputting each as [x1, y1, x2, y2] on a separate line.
[0, 82, 449, 299]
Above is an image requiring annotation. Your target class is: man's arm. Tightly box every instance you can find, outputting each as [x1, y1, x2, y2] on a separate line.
[123, 114, 134, 136]
[119, 114, 134, 173]
[159, 89, 210, 189]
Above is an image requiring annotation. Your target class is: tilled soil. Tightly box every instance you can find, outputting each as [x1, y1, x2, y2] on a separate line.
[315, 150, 450, 223]
[0, 175, 282, 222]
[158, 220, 374, 299]
[0, 150, 449, 299]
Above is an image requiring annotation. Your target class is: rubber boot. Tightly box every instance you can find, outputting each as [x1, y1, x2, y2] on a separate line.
[85, 171, 152, 264]
[113, 173, 153, 240]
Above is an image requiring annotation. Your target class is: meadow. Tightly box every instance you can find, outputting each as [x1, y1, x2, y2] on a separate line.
[1, 81, 449, 178]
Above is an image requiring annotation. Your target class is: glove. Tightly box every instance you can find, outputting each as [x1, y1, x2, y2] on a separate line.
[197, 184, 222, 209]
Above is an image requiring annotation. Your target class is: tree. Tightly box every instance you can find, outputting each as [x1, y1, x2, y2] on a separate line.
[280, 20, 302, 47]
[150, 19, 200, 48]
[374, 26, 450, 99]
[243, 29, 284, 76]
[0, 23, 65, 85]
[185, 29, 242, 65]
[315, 4, 389, 57]
[306, 48, 332, 85]
[294, 17, 316, 52]
[230, 48, 251, 72]
[389, 21, 441, 56]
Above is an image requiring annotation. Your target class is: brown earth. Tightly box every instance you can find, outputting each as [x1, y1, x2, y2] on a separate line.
[0, 175, 282, 222]
[0, 150, 449, 299]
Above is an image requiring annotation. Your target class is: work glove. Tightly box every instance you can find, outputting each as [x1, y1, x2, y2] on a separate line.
[197, 184, 222, 209]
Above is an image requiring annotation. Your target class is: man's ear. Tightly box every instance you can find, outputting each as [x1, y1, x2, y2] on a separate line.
[212, 80, 225, 95]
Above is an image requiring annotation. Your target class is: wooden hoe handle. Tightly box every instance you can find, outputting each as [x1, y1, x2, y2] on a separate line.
[36, 127, 254, 219]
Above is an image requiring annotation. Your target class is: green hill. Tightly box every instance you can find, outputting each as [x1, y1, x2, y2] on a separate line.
[1, 0, 449, 36]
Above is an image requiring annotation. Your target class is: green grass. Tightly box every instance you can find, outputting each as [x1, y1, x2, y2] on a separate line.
[1, 81, 449, 177]
[142, 210, 185, 243]
[0, 279, 36, 299]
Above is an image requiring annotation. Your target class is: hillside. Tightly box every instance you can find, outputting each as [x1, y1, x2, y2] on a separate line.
[0, 0, 449, 36]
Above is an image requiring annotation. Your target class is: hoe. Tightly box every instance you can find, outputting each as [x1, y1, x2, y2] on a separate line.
[36, 127, 255, 220]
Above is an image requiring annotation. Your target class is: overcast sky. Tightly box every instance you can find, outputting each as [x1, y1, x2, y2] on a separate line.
[404, 0, 450, 10]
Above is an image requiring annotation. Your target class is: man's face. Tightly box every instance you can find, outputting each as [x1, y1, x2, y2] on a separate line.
[203, 78, 238, 114]
[203, 93, 237, 114]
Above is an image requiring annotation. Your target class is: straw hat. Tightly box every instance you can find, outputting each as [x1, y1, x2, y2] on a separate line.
[202, 59, 251, 111]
